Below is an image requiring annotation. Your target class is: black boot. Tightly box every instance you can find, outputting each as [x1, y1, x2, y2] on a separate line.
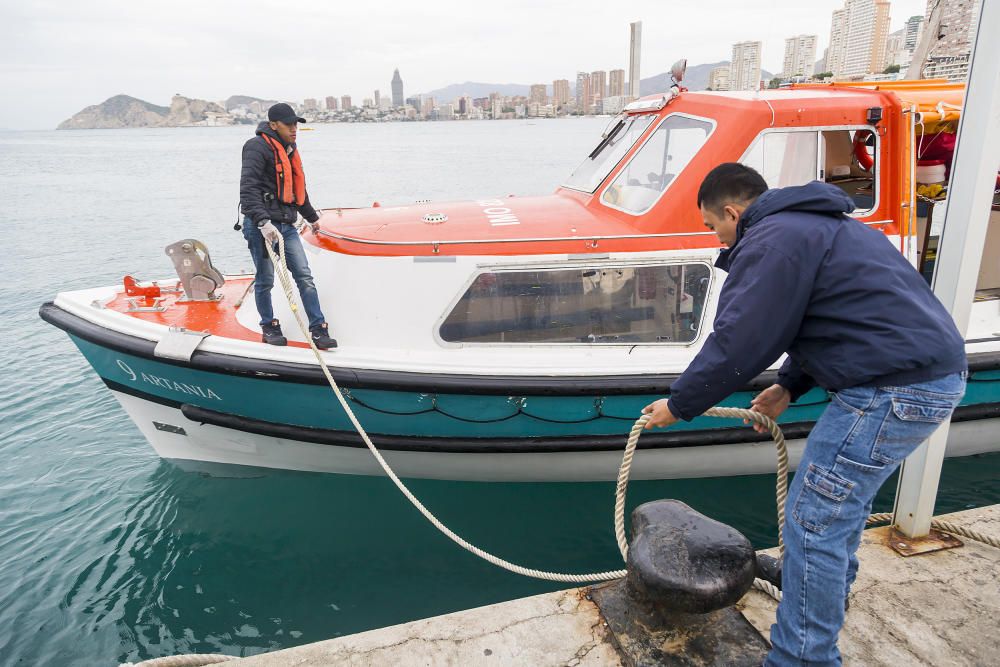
[755, 553, 782, 591]
[261, 319, 287, 346]
[310, 323, 338, 350]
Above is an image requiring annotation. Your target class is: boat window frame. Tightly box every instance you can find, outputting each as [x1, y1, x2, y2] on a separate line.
[560, 112, 660, 194]
[597, 112, 719, 217]
[432, 256, 717, 349]
[737, 124, 881, 218]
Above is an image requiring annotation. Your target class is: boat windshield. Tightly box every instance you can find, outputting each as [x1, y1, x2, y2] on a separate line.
[562, 113, 657, 193]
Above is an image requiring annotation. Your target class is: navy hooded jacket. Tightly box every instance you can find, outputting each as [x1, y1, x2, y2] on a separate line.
[667, 181, 967, 421]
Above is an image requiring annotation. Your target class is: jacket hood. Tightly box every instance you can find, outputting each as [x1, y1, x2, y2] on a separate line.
[740, 181, 856, 233]
[716, 181, 858, 269]
[255, 121, 290, 147]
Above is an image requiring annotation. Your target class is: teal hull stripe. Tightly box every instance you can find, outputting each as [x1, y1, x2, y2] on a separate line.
[71, 333, 1000, 440]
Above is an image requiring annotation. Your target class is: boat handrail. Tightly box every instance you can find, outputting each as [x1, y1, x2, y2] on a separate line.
[315, 228, 717, 250]
[315, 220, 893, 252]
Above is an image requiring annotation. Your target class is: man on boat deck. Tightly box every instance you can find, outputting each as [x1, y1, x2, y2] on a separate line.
[239, 102, 337, 349]
[642, 163, 966, 666]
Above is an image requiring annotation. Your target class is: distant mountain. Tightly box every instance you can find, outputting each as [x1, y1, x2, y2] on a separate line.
[225, 95, 280, 110]
[640, 62, 774, 93]
[57, 94, 170, 130]
[58, 94, 235, 130]
[418, 63, 775, 103]
[419, 81, 532, 100]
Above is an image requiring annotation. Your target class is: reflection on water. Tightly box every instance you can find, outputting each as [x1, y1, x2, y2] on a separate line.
[1, 124, 998, 665]
[8, 450, 999, 665]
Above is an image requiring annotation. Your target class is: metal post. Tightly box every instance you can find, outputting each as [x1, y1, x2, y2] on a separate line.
[893, 0, 1000, 538]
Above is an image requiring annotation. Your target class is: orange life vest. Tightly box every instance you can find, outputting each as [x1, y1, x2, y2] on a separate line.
[260, 134, 306, 206]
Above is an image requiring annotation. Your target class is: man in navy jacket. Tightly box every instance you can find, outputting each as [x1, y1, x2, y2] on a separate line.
[239, 103, 337, 349]
[643, 163, 966, 665]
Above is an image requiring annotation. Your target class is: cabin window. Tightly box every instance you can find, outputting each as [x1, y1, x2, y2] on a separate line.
[820, 128, 877, 213]
[439, 262, 713, 344]
[741, 127, 878, 214]
[563, 114, 657, 193]
[601, 114, 714, 214]
[741, 130, 819, 188]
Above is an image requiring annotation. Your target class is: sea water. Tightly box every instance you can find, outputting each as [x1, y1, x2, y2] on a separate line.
[2, 121, 998, 664]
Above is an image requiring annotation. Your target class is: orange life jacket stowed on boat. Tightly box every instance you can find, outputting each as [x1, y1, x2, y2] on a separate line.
[260, 134, 306, 206]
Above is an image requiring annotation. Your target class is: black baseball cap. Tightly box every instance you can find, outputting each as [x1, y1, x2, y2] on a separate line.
[267, 103, 306, 124]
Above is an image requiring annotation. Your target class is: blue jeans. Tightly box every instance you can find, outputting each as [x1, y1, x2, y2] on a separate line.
[766, 372, 965, 666]
[242, 216, 327, 329]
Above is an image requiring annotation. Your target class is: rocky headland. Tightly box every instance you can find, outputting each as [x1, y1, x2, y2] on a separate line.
[58, 94, 241, 130]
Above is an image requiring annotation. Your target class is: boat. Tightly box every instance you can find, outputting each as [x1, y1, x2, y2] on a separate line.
[40, 74, 1000, 482]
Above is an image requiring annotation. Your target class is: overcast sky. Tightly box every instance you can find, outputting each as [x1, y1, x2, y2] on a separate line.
[2, 0, 927, 130]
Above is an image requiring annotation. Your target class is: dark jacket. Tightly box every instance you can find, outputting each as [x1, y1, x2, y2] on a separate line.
[667, 181, 967, 421]
[240, 121, 319, 226]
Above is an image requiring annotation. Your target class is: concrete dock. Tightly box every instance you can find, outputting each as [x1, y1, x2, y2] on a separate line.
[231, 505, 1000, 666]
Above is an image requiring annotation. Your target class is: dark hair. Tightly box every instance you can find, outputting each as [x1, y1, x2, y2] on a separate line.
[696, 163, 768, 213]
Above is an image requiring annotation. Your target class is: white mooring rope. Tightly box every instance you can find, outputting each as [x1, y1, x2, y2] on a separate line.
[125, 654, 235, 666]
[125, 233, 1000, 666]
[263, 232, 999, 590]
[262, 235, 792, 585]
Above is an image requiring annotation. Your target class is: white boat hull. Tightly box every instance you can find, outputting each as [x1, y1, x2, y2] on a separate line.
[112, 390, 1000, 482]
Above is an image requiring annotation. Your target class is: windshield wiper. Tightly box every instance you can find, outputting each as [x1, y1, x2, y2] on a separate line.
[588, 118, 626, 159]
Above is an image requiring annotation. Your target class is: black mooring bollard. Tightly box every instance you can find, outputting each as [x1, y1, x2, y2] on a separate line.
[626, 499, 756, 614]
[589, 500, 770, 666]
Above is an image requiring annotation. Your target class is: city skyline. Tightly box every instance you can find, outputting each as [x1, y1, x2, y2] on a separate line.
[3, 0, 929, 130]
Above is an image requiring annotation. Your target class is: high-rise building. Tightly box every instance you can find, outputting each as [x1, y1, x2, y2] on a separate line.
[421, 97, 435, 118]
[730, 41, 762, 91]
[840, 1, 873, 76]
[341, 95, 352, 110]
[529, 84, 547, 105]
[870, 0, 892, 74]
[590, 70, 607, 105]
[827, 0, 893, 78]
[303, 98, 318, 111]
[709, 65, 731, 91]
[921, 0, 980, 81]
[602, 97, 625, 114]
[325, 96, 338, 111]
[608, 69, 626, 97]
[903, 14, 924, 50]
[552, 79, 571, 105]
[374, 90, 381, 108]
[885, 28, 906, 68]
[827, 7, 849, 75]
[816, 48, 829, 75]
[575, 72, 591, 112]
[489, 92, 503, 119]
[391, 69, 404, 107]
[628, 21, 642, 98]
[782, 34, 818, 78]
[437, 103, 455, 120]
[405, 96, 420, 109]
